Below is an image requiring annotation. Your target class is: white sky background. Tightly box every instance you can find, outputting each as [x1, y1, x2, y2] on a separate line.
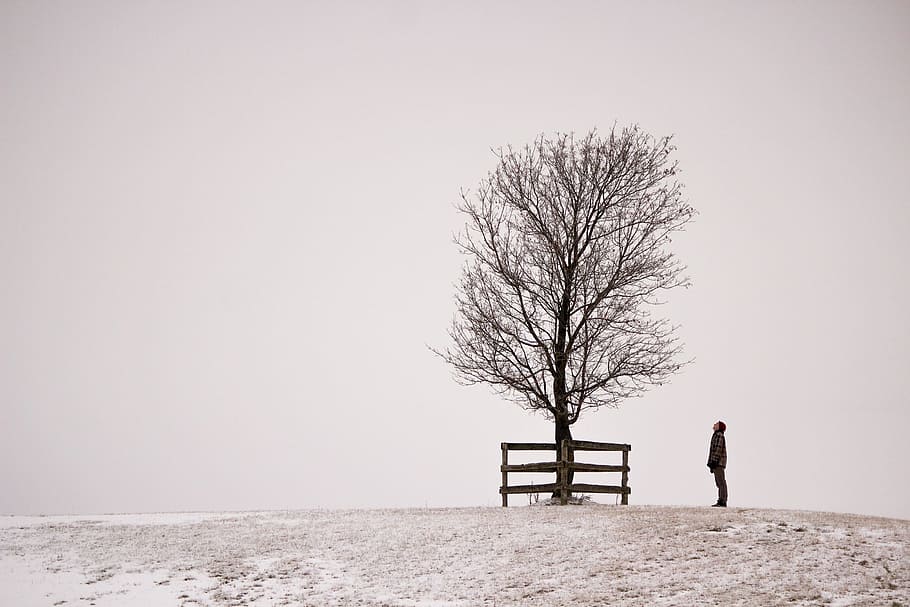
[1, 1, 908, 520]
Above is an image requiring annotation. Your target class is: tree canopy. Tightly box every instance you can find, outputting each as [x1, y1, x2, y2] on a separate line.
[438, 126, 694, 438]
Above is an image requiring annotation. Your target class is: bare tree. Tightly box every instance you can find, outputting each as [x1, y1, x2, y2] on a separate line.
[437, 126, 694, 487]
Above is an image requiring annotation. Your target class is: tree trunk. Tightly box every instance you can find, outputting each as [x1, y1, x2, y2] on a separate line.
[552, 416, 574, 498]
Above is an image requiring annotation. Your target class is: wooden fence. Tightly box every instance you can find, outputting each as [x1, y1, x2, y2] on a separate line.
[500, 440, 631, 507]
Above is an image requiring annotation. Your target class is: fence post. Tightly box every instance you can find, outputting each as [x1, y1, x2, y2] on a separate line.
[559, 440, 569, 505]
[501, 443, 508, 507]
[621, 447, 629, 506]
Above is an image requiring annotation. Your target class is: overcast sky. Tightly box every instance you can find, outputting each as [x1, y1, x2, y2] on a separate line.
[2, 1, 908, 520]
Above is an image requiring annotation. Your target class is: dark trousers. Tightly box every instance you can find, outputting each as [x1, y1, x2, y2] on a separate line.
[713, 467, 728, 504]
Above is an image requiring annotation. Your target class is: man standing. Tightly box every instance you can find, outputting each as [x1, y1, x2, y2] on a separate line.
[707, 421, 727, 507]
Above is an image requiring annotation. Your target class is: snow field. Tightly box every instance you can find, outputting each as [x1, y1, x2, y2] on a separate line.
[0, 505, 907, 606]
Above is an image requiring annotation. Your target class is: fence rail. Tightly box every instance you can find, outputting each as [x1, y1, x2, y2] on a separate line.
[500, 440, 631, 506]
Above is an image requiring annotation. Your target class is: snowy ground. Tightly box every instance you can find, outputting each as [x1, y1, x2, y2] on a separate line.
[1, 505, 907, 606]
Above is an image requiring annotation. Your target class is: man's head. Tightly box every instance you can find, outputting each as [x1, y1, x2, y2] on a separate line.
[713, 420, 726, 432]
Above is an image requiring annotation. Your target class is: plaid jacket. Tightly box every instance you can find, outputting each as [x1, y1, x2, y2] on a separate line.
[707, 430, 727, 469]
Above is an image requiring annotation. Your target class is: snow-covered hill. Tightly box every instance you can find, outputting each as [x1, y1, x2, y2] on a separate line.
[1, 505, 907, 606]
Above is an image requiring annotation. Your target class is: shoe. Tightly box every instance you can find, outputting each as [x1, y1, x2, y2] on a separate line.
[711, 502, 727, 507]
